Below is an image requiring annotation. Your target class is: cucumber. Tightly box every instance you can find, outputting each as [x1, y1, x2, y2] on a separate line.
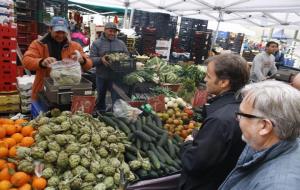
[167, 139, 176, 157]
[136, 169, 148, 179]
[101, 116, 118, 128]
[147, 150, 161, 170]
[152, 114, 163, 128]
[173, 160, 181, 170]
[168, 166, 178, 173]
[125, 152, 136, 161]
[142, 116, 146, 126]
[135, 118, 142, 131]
[104, 112, 114, 117]
[142, 141, 149, 151]
[149, 171, 159, 178]
[128, 124, 136, 132]
[173, 134, 183, 143]
[125, 145, 138, 154]
[150, 143, 166, 163]
[157, 146, 174, 165]
[136, 139, 142, 150]
[142, 125, 158, 138]
[146, 115, 153, 126]
[111, 117, 131, 135]
[134, 131, 152, 142]
[147, 123, 166, 134]
[119, 117, 131, 125]
[157, 132, 168, 146]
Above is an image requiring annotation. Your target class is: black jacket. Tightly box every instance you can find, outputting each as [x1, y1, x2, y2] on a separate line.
[179, 91, 245, 190]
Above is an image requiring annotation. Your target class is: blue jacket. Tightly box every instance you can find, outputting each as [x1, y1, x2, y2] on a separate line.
[90, 33, 128, 79]
[219, 139, 300, 190]
[179, 91, 245, 190]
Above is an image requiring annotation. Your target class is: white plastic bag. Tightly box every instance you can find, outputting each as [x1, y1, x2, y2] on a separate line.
[113, 99, 142, 122]
[50, 58, 82, 86]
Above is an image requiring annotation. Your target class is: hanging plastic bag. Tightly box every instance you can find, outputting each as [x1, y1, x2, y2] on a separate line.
[113, 99, 142, 122]
[50, 58, 82, 86]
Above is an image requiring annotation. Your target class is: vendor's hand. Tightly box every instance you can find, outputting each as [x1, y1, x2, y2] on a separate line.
[101, 55, 110, 66]
[41, 57, 56, 67]
[71, 51, 84, 64]
[185, 135, 194, 142]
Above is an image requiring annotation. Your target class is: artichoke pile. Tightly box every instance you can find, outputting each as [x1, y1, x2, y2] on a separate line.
[17, 110, 136, 190]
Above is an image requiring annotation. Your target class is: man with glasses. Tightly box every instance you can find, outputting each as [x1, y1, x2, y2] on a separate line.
[179, 54, 249, 190]
[219, 81, 300, 190]
[90, 22, 128, 112]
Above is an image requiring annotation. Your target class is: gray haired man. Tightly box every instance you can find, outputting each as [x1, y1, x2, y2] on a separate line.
[219, 80, 300, 190]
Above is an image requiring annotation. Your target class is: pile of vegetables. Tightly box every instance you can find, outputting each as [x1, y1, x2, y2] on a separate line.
[106, 53, 129, 63]
[0, 118, 46, 189]
[99, 113, 182, 180]
[14, 110, 136, 190]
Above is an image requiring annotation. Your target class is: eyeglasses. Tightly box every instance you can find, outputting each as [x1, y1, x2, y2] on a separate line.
[235, 111, 265, 121]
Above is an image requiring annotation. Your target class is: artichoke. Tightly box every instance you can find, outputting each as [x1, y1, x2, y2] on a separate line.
[47, 176, 60, 186]
[34, 134, 45, 143]
[42, 167, 54, 179]
[114, 172, 120, 185]
[142, 159, 151, 171]
[90, 160, 101, 175]
[84, 173, 96, 182]
[98, 148, 108, 158]
[81, 183, 93, 190]
[127, 171, 135, 182]
[70, 178, 82, 189]
[51, 125, 63, 133]
[80, 127, 91, 134]
[16, 147, 31, 159]
[106, 126, 115, 133]
[31, 147, 45, 159]
[129, 160, 142, 170]
[17, 160, 34, 173]
[109, 143, 119, 153]
[91, 134, 101, 147]
[44, 151, 58, 163]
[99, 159, 108, 171]
[57, 151, 69, 168]
[65, 143, 80, 154]
[100, 130, 108, 139]
[94, 183, 106, 190]
[121, 162, 131, 175]
[54, 115, 67, 124]
[117, 143, 125, 153]
[110, 158, 121, 168]
[50, 108, 61, 117]
[104, 177, 114, 189]
[62, 170, 74, 181]
[60, 121, 71, 131]
[48, 141, 61, 152]
[79, 134, 90, 144]
[38, 116, 50, 125]
[107, 135, 117, 143]
[37, 140, 48, 150]
[39, 124, 53, 136]
[70, 123, 79, 134]
[66, 134, 76, 142]
[45, 187, 56, 190]
[80, 157, 91, 168]
[61, 111, 72, 117]
[55, 134, 68, 145]
[72, 165, 88, 177]
[100, 141, 109, 148]
[58, 182, 71, 190]
[103, 166, 115, 176]
[69, 154, 81, 168]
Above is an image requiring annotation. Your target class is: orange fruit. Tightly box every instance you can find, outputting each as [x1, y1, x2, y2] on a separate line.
[14, 125, 22, 133]
[0, 159, 7, 170]
[11, 133, 23, 144]
[9, 188, 17, 190]
[3, 125, 16, 136]
[11, 172, 30, 187]
[8, 146, 17, 158]
[29, 130, 36, 137]
[32, 177, 47, 190]
[18, 184, 31, 190]
[0, 147, 8, 158]
[20, 137, 34, 147]
[0, 119, 14, 125]
[0, 180, 12, 190]
[14, 119, 28, 125]
[0, 127, 6, 139]
[21, 126, 33, 137]
[6, 163, 15, 170]
[3, 138, 16, 149]
[0, 168, 12, 181]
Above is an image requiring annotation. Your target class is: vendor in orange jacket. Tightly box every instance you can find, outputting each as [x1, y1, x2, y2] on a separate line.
[23, 17, 92, 100]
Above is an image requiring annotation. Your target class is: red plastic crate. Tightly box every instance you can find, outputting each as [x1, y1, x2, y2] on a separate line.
[0, 49, 17, 63]
[17, 33, 37, 45]
[0, 24, 17, 38]
[0, 39, 17, 49]
[17, 66, 24, 77]
[0, 83, 17, 92]
[17, 21, 37, 33]
[0, 63, 17, 83]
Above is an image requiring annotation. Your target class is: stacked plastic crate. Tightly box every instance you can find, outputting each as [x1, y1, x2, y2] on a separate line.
[17, 75, 35, 113]
[0, 1, 20, 113]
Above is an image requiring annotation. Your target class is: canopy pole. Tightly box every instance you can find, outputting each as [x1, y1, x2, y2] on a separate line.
[129, 8, 135, 29]
[123, 0, 130, 29]
[210, 10, 223, 51]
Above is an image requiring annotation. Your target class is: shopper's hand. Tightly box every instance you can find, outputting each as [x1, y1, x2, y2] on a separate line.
[101, 55, 110, 66]
[41, 57, 56, 67]
[185, 135, 194, 142]
[71, 50, 84, 64]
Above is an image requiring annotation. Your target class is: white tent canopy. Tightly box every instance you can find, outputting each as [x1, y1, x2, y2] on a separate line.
[69, 0, 300, 29]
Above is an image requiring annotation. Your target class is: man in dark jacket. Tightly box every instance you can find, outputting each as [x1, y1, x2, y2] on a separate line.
[179, 54, 249, 190]
[90, 22, 128, 112]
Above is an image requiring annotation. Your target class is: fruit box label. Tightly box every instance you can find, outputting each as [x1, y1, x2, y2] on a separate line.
[71, 96, 96, 114]
[147, 95, 165, 112]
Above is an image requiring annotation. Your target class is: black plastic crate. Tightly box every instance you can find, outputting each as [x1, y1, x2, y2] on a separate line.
[109, 59, 136, 74]
[15, 0, 37, 10]
[15, 8, 36, 20]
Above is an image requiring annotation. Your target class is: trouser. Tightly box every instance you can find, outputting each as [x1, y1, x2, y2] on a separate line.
[95, 77, 120, 112]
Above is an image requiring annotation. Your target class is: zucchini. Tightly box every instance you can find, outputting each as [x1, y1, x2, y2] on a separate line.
[134, 131, 152, 142]
[150, 143, 165, 163]
[157, 146, 174, 165]
[147, 150, 161, 170]
[157, 132, 168, 146]
[142, 125, 158, 138]
[167, 139, 176, 157]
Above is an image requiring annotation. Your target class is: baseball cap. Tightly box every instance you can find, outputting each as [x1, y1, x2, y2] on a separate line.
[50, 17, 69, 33]
[104, 22, 120, 31]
